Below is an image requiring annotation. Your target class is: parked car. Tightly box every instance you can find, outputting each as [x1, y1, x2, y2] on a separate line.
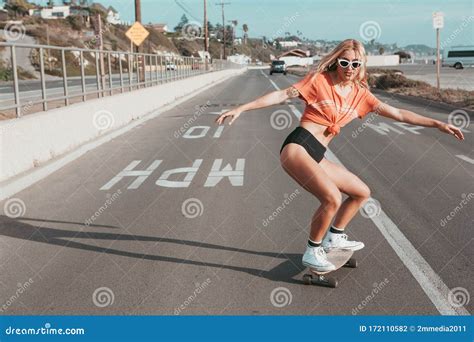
[270, 60, 287, 75]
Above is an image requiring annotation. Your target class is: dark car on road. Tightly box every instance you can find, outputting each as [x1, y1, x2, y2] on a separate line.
[270, 60, 287, 75]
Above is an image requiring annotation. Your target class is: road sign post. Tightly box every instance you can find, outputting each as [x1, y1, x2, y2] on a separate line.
[432, 12, 444, 92]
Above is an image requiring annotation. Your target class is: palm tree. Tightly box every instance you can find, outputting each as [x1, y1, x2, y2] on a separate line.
[243, 23, 248, 45]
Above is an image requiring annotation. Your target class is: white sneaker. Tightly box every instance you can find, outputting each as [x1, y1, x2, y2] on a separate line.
[302, 245, 336, 272]
[322, 232, 365, 251]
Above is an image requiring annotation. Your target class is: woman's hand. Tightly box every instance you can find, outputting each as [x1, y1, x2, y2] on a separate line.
[437, 122, 465, 140]
[215, 108, 242, 126]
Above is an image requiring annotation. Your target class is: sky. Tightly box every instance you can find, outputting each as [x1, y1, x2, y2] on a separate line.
[35, 0, 474, 48]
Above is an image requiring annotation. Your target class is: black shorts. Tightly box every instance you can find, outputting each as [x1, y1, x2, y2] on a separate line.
[280, 126, 327, 163]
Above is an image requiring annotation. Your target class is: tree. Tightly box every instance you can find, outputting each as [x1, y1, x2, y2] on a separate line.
[5, 0, 34, 17]
[379, 47, 385, 55]
[243, 23, 248, 44]
[207, 21, 214, 32]
[174, 14, 189, 32]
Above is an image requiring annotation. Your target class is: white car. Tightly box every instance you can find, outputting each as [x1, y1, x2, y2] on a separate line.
[166, 62, 177, 71]
[442, 46, 474, 69]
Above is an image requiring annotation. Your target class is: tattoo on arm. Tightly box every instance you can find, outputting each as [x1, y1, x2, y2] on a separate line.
[286, 86, 300, 98]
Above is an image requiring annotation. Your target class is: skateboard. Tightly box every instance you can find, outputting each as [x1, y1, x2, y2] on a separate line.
[302, 249, 357, 288]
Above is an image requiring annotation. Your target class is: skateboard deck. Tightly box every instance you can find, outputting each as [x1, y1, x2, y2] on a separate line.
[302, 249, 357, 288]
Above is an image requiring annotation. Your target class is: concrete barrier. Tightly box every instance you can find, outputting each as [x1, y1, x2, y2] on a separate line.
[366, 55, 400, 67]
[0, 68, 246, 186]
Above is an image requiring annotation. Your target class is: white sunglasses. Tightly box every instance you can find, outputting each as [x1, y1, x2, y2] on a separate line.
[337, 58, 363, 69]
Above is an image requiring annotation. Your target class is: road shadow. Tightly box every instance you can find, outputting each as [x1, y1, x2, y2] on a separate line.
[0, 216, 305, 284]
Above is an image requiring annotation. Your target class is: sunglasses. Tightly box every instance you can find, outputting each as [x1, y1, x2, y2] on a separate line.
[337, 58, 363, 69]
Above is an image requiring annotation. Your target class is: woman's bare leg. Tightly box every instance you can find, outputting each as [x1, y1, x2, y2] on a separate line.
[318, 158, 371, 230]
[280, 144, 341, 242]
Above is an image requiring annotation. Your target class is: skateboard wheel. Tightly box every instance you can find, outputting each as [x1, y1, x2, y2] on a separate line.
[328, 278, 338, 288]
[347, 258, 357, 268]
[303, 274, 312, 285]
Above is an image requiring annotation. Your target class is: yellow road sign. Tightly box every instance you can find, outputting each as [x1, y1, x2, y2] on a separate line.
[125, 22, 150, 47]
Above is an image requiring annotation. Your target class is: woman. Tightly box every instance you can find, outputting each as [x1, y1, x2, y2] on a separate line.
[215, 39, 464, 272]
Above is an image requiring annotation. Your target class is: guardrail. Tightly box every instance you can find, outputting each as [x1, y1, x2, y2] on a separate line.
[0, 42, 242, 118]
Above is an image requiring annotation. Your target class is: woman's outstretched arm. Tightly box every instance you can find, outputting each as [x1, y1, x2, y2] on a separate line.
[215, 87, 299, 125]
[377, 102, 465, 140]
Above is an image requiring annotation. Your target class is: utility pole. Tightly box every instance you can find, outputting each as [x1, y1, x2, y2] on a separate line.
[216, 1, 230, 59]
[96, 14, 106, 97]
[204, 0, 209, 70]
[135, 0, 145, 85]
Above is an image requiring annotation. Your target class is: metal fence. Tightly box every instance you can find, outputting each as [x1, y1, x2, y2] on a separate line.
[0, 42, 242, 118]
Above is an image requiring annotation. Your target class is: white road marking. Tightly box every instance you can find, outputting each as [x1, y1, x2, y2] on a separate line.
[0, 71, 242, 200]
[208, 109, 229, 115]
[456, 155, 474, 165]
[260, 70, 280, 90]
[264, 73, 469, 315]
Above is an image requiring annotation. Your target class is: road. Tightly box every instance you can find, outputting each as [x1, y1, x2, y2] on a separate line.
[0, 69, 472, 315]
[380, 64, 474, 91]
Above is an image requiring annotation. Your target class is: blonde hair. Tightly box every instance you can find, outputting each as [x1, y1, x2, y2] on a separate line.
[315, 39, 368, 88]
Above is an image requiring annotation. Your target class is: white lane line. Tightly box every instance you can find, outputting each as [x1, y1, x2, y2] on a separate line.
[260, 70, 280, 90]
[456, 155, 474, 165]
[265, 75, 469, 315]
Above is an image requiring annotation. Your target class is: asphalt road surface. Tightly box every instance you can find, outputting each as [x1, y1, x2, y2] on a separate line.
[0, 69, 472, 315]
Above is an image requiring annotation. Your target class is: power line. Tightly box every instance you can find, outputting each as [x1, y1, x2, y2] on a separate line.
[174, 0, 202, 22]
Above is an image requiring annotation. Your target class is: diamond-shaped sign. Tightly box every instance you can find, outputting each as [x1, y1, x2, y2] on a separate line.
[125, 21, 150, 47]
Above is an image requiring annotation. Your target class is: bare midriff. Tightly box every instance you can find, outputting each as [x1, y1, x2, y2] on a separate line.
[299, 121, 335, 148]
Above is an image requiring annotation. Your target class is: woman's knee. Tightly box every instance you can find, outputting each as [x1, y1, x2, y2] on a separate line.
[352, 184, 371, 201]
[321, 191, 343, 212]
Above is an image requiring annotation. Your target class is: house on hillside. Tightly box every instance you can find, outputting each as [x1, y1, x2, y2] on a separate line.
[278, 40, 299, 48]
[90, 3, 121, 24]
[147, 23, 169, 33]
[28, 5, 71, 19]
[106, 6, 120, 24]
[277, 49, 313, 67]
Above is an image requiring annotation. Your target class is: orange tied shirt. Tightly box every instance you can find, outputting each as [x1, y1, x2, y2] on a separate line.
[292, 71, 382, 135]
